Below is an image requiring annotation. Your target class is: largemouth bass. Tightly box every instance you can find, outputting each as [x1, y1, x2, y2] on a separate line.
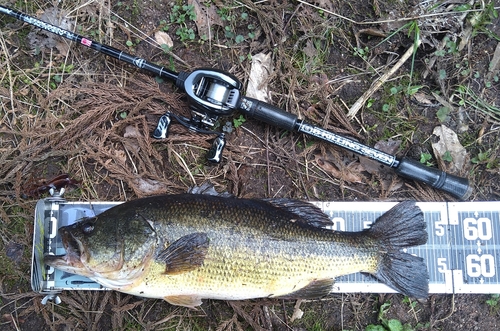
[44, 194, 428, 307]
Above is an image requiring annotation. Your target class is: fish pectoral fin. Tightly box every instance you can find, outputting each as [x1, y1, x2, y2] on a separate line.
[272, 278, 335, 300]
[157, 232, 209, 275]
[164, 295, 203, 308]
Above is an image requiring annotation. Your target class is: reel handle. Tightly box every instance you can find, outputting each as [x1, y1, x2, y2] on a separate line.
[207, 135, 226, 163]
[153, 114, 172, 139]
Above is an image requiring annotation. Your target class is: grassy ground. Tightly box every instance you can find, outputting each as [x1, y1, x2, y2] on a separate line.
[1, 0, 500, 330]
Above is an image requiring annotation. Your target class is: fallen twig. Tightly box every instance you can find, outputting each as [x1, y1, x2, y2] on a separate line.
[347, 39, 422, 119]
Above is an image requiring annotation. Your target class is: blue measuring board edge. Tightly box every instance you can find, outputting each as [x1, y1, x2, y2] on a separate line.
[32, 199, 500, 296]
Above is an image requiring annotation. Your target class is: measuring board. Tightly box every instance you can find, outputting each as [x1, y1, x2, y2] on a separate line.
[31, 198, 500, 303]
[314, 201, 500, 295]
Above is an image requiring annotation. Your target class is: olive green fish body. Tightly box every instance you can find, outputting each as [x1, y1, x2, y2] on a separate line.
[45, 194, 428, 307]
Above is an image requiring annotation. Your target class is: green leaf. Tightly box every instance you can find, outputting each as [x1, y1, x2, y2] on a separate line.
[443, 150, 453, 162]
[366, 325, 386, 331]
[420, 153, 432, 164]
[454, 4, 471, 11]
[436, 107, 450, 122]
[386, 319, 403, 331]
[406, 85, 422, 95]
[472, 151, 490, 164]
[233, 114, 246, 128]
[160, 44, 171, 53]
[439, 69, 447, 80]
[235, 35, 245, 43]
[435, 49, 446, 57]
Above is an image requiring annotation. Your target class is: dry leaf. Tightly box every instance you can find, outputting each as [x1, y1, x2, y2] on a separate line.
[314, 152, 365, 183]
[359, 140, 401, 174]
[431, 125, 468, 175]
[132, 177, 168, 195]
[5, 242, 24, 265]
[412, 92, 435, 106]
[154, 31, 173, 48]
[113, 149, 127, 164]
[246, 52, 273, 102]
[310, 73, 329, 85]
[124, 125, 141, 138]
[27, 7, 75, 56]
[290, 300, 304, 323]
[357, 140, 403, 194]
[303, 39, 318, 58]
[188, 0, 223, 40]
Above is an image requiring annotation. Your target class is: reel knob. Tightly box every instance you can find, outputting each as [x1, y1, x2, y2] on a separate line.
[153, 113, 172, 139]
[207, 134, 226, 163]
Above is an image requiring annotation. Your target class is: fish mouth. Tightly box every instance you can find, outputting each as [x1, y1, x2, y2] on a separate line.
[44, 227, 88, 275]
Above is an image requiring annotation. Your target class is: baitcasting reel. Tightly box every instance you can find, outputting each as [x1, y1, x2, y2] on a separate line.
[153, 69, 242, 163]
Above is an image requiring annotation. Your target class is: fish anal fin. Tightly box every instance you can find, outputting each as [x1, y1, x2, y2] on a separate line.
[164, 295, 203, 308]
[273, 278, 334, 300]
[157, 233, 209, 275]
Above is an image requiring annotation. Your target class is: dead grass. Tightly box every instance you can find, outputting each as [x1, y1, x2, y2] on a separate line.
[1, 0, 499, 330]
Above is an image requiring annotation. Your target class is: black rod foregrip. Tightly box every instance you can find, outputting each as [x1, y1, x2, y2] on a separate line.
[394, 157, 472, 200]
[239, 97, 298, 131]
[0, 5, 179, 81]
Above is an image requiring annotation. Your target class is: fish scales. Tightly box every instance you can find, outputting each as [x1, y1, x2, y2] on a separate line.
[138, 195, 378, 296]
[44, 193, 428, 307]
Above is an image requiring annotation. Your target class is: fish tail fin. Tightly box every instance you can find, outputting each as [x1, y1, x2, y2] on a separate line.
[375, 251, 429, 299]
[368, 201, 429, 299]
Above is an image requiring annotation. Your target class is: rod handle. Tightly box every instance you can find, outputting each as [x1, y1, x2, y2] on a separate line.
[394, 157, 472, 200]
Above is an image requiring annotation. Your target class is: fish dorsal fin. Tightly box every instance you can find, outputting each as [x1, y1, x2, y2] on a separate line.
[264, 198, 333, 229]
[273, 278, 335, 300]
[157, 233, 209, 275]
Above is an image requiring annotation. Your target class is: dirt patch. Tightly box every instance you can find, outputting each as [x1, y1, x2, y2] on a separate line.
[1, 0, 499, 330]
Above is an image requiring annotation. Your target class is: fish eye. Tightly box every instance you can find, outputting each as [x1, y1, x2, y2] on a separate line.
[82, 222, 94, 234]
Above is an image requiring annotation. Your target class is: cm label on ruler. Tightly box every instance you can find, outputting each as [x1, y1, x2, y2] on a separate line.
[462, 215, 495, 278]
[436, 215, 495, 277]
[447, 203, 499, 292]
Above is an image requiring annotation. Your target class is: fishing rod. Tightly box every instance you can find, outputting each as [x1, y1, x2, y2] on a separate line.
[0, 5, 473, 200]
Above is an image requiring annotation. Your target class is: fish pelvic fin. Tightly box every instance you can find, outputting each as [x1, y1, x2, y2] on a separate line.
[369, 201, 429, 299]
[272, 278, 335, 300]
[164, 295, 203, 308]
[157, 233, 209, 275]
